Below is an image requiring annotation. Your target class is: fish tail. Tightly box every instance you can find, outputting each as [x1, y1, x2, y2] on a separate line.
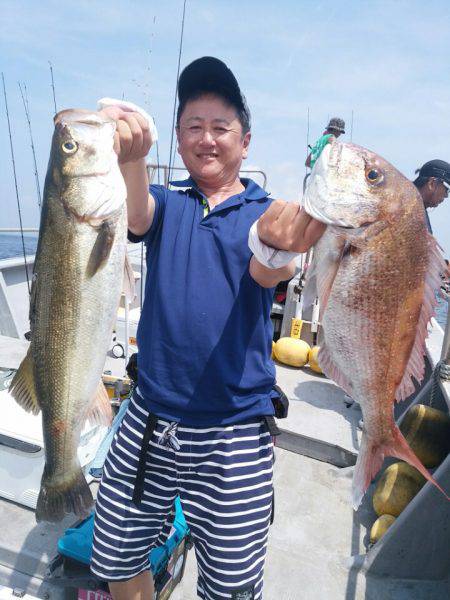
[387, 425, 450, 501]
[352, 434, 386, 510]
[352, 425, 450, 510]
[36, 465, 94, 523]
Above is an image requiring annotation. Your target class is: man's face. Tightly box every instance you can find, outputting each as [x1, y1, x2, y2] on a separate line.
[328, 128, 342, 138]
[177, 94, 251, 185]
[424, 178, 448, 208]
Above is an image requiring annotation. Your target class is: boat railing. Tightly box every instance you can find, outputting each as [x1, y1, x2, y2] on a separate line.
[0, 228, 39, 233]
[440, 289, 450, 382]
[146, 163, 268, 189]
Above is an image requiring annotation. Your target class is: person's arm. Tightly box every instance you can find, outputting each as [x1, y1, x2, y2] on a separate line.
[100, 107, 155, 236]
[120, 160, 154, 236]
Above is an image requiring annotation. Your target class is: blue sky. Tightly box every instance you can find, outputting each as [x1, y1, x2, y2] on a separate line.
[1, 0, 449, 255]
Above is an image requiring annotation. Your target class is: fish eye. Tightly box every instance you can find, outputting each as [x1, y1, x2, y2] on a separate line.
[61, 140, 78, 154]
[366, 168, 383, 184]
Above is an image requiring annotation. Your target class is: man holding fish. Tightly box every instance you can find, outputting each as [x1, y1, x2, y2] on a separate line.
[89, 56, 449, 598]
[13, 52, 447, 600]
[91, 57, 325, 600]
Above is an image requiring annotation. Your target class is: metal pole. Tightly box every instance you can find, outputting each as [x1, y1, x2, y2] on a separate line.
[140, 243, 144, 311]
[306, 107, 310, 165]
[124, 299, 130, 375]
[440, 291, 450, 379]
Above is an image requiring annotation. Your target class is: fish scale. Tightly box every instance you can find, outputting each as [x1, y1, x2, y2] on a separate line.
[304, 141, 449, 508]
[10, 109, 128, 522]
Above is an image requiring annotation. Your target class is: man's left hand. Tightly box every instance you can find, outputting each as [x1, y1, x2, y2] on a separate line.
[257, 200, 326, 253]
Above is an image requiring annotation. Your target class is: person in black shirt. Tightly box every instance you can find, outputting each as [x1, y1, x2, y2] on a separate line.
[413, 159, 450, 280]
[413, 159, 450, 233]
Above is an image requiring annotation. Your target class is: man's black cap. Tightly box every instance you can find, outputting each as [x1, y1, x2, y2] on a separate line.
[414, 159, 450, 185]
[326, 117, 345, 133]
[178, 56, 246, 113]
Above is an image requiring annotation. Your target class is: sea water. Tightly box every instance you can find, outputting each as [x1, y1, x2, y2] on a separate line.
[0, 233, 38, 260]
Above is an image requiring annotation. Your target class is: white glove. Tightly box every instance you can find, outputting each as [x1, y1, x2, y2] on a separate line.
[248, 220, 299, 270]
[97, 97, 158, 142]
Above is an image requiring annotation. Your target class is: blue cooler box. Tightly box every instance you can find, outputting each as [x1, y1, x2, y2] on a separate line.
[54, 497, 190, 599]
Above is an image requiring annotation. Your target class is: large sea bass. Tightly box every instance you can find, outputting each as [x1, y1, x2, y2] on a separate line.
[303, 141, 449, 508]
[11, 109, 130, 522]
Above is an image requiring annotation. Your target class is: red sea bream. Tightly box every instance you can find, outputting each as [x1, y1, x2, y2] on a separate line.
[303, 141, 449, 508]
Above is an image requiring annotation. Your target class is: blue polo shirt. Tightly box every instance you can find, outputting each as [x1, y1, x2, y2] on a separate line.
[129, 177, 276, 426]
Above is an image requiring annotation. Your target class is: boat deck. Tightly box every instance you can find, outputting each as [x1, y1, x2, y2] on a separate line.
[274, 363, 362, 468]
[175, 449, 449, 600]
[0, 250, 449, 599]
[0, 336, 371, 599]
[1, 446, 448, 599]
[0, 333, 449, 598]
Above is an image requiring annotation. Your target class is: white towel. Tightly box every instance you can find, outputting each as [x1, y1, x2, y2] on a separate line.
[248, 220, 299, 270]
[97, 97, 158, 142]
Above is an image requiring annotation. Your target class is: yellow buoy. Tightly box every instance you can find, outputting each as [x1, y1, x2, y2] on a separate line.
[274, 337, 310, 367]
[308, 345, 323, 374]
[399, 404, 450, 468]
[370, 514, 396, 544]
[272, 341, 277, 360]
[373, 462, 426, 517]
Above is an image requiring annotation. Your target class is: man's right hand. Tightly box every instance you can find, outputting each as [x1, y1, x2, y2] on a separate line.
[99, 106, 155, 236]
[99, 107, 154, 164]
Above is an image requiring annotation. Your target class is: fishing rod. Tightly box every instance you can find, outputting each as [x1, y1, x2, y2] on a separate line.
[138, 18, 161, 313]
[305, 106, 310, 176]
[1, 73, 31, 295]
[302, 107, 311, 195]
[18, 82, 42, 211]
[167, 0, 187, 184]
[48, 61, 57, 114]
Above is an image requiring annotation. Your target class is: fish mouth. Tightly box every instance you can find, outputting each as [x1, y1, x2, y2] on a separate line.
[303, 142, 373, 228]
[303, 144, 348, 226]
[54, 109, 114, 127]
[68, 171, 114, 178]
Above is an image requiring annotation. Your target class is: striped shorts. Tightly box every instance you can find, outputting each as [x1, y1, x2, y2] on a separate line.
[90, 392, 274, 599]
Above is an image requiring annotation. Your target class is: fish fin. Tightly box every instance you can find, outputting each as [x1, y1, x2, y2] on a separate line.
[303, 234, 344, 316]
[316, 260, 340, 318]
[36, 464, 93, 522]
[123, 253, 136, 304]
[86, 219, 116, 277]
[302, 270, 317, 310]
[85, 380, 113, 426]
[9, 347, 40, 415]
[395, 234, 446, 402]
[318, 344, 353, 396]
[352, 425, 450, 510]
[352, 433, 386, 509]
